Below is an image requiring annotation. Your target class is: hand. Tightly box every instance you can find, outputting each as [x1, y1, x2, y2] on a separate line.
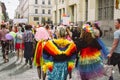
[107, 53, 112, 58]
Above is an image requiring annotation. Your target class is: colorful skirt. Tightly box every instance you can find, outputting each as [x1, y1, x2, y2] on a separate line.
[78, 47, 104, 79]
[47, 61, 68, 80]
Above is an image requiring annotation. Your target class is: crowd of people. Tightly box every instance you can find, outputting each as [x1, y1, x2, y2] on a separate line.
[0, 18, 120, 80]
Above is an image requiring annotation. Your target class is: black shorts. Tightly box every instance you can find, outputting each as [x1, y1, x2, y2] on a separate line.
[110, 52, 120, 66]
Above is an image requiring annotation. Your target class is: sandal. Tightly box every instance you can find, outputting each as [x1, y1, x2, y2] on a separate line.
[6, 59, 9, 62]
[4, 59, 9, 63]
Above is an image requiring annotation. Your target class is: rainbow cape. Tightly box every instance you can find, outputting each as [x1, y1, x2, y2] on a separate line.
[43, 39, 77, 72]
[33, 41, 44, 66]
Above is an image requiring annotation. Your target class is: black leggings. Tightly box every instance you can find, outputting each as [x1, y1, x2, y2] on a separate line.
[1, 41, 9, 59]
[25, 58, 32, 65]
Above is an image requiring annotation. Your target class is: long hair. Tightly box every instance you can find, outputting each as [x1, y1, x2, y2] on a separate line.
[94, 23, 102, 37]
[80, 29, 95, 45]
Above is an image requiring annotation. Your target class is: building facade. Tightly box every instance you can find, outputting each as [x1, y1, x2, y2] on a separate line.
[0, 1, 8, 23]
[16, 0, 52, 26]
[52, 0, 120, 28]
[52, 0, 86, 25]
[0, 2, 2, 23]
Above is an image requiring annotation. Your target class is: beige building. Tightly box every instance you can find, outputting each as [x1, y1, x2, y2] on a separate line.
[0, 2, 2, 23]
[52, 0, 81, 25]
[16, 0, 52, 26]
[52, 0, 86, 25]
[52, 0, 120, 28]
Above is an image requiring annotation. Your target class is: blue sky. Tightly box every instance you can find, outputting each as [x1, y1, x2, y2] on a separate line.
[1, 0, 19, 19]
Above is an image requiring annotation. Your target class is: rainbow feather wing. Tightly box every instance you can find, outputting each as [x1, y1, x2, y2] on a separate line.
[34, 41, 43, 66]
[43, 40, 77, 56]
[79, 47, 104, 79]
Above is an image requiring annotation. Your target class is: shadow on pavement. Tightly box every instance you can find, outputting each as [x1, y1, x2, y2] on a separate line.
[8, 52, 15, 59]
[0, 61, 16, 72]
[9, 64, 30, 76]
[0, 62, 4, 66]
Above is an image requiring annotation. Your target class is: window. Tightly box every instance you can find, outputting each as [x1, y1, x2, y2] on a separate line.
[54, 11, 57, 24]
[37, 22, 39, 25]
[42, 9, 45, 14]
[34, 17, 39, 21]
[35, 9, 38, 14]
[62, 0, 64, 4]
[48, 18, 51, 21]
[48, 10, 51, 14]
[41, 17, 45, 24]
[85, 0, 88, 21]
[59, 9, 62, 22]
[98, 0, 102, 20]
[35, 0, 38, 4]
[42, 0, 45, 4]
[63, 8, 65, 14]
[98, 0, 114, 20]
[71, 6, 74, 22]
[48, 0, 51, 5]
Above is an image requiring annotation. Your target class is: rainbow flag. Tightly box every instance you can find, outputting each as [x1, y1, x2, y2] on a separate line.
[34, 41, 44, 66]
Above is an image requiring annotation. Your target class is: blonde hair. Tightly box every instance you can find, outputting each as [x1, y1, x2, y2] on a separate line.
[59, 27, 66, 37]
[56, 27, 66, 38]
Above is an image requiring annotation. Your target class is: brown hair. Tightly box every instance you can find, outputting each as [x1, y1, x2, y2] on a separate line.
[1, 24, 6, 29]
[45, 25, 49, 29]
[117, 18, 120, 24]
[25, 25, 32, 30]
[80, 30, 94, 44]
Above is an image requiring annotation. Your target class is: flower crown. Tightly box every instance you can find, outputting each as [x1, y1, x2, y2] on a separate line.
[82, 24, 94, 33]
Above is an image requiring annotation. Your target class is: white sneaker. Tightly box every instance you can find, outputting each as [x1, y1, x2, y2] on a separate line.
[15, 60, 21, 64]
[13, 50, 16, 53]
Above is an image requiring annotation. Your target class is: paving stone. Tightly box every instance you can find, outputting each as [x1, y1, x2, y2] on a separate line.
[0, 38, 119, 80]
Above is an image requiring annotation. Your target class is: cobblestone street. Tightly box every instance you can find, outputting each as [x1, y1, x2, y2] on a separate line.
[0, 38, 120, 80]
